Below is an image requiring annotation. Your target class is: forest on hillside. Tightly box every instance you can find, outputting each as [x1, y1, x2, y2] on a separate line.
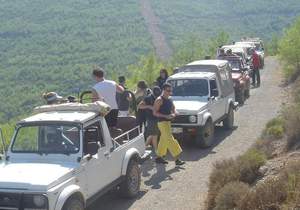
[0, 0, 300, 123]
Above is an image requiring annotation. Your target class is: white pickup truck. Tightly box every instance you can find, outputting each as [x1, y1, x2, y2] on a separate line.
[168, 60, 237, 148]
[0, 102, 149, 210]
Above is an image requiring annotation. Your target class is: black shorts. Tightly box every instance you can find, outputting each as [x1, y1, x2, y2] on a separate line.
[145, 120, 160, 137]
[105, 109, 119, 127]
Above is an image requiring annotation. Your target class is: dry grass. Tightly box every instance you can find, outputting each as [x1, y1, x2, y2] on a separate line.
[283, 105, 300, 150]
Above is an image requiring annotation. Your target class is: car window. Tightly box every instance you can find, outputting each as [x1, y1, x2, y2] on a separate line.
[83, 122, 104, 155]
[169, 79, 209, 97]
[12, 125, 80, 154]
[209, 79, 218, 93]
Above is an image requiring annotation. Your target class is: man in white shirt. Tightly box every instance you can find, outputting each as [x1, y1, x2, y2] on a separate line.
[92, 67, 124, 127]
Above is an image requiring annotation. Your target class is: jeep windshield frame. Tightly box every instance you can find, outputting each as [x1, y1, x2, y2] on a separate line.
[169, 79, 209, 97]
[11, 121, 82, 155]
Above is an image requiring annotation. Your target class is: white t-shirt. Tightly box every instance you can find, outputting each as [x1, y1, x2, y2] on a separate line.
[93, 80, 118, 109]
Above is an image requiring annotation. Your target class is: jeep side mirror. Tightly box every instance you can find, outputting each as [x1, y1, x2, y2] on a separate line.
[211, 89, 219, 97]
[87, 142, 99, 156]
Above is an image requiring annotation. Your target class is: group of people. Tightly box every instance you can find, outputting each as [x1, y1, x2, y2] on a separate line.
[91, 67, 185, 166]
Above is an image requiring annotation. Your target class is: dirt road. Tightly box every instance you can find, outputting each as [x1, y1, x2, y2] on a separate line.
[88, 57, 284, 210]
[140, 0, 172, 61]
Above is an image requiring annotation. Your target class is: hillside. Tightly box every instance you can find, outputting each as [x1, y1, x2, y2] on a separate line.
[1, 0, 300, 122]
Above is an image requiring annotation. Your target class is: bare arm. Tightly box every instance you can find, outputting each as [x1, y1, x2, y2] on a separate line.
[116, 84, 124, 93]
[153, 97, 170, 119]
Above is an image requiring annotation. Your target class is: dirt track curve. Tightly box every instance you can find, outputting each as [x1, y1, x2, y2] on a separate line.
[89, 57, 284, 210]
[140, 0, 172, 61]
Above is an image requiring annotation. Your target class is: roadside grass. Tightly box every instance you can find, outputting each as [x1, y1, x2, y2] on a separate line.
[205, 149, 266, 210]
[283, 105, 300, 150]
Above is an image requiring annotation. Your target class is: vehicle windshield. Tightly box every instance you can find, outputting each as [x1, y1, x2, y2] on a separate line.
[11, 124, 80, 154]
[169, 79, 209, 97]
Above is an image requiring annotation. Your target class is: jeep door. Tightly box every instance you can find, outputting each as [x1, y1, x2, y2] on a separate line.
[82, 121, 115, 196]
[209, 78, 226, 121]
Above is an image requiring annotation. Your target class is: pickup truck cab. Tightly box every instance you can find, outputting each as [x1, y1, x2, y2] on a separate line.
[168, 60, 236, 148]
[0, 102, 148, 210]
[218, 55, 251, 104]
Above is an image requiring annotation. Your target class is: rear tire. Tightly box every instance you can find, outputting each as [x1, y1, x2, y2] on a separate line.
[63, 197, 84, 210]
[245, 88, 250, 98]
[195, 119, 215, 148]
[223, 106, 234, 130]
[119, 159, 141, 198]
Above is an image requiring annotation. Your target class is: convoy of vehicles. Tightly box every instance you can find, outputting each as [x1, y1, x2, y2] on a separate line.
[168, 60, 237, 147]
[0, 102, 149, 210]
[218, 56, 251, 104]
[0, 37, 265, 209]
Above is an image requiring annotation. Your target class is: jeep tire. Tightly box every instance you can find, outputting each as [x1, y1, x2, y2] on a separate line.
[223, 106, 234, 129]
[195, 119, 215, 148]
[63, 197, 84, 210]
[119, 159, 141, 198]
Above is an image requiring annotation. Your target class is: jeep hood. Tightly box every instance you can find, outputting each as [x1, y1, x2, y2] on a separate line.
[173, 100, 207, 113]
[0, 162, 75, 191]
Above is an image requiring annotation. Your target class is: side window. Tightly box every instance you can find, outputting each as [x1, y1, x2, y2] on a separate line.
[209, 79, 219, 97]
[83, 122, 104, 155]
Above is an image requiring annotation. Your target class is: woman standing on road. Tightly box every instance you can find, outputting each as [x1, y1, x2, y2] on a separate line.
[153, 83, 185, 166]
[156, 69, 169, 89]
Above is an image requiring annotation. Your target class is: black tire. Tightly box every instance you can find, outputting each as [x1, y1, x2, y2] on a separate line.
[195, 119, 215, 148]
[223, 106, 234, 130]
[63, 197, 84, 210]
[119, 159, 141, 198]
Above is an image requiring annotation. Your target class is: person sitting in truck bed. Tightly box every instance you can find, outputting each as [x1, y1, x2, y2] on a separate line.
[92, 67, 124, 128]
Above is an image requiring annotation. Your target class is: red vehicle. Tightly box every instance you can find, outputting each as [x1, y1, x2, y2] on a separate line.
[219, 56, 251, 105]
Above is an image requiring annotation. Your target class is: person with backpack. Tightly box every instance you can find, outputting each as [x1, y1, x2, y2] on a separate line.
[138, 86, 161, 153]
[116, 76, 132, 116]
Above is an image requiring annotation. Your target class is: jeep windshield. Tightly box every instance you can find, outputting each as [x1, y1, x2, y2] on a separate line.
[228, 60, 241, 71]
[169, 79, 209, 97]
[11, 124, 80, 155]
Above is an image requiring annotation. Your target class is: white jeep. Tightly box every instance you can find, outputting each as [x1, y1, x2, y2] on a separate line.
[0, 102, 149, 210]
[168, 60, 237, 147]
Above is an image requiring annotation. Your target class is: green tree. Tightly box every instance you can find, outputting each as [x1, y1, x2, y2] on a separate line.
[207, 31, 230, 58]
[279, 17, 300, 80]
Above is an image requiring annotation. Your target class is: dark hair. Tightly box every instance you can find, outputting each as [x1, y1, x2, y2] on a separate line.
[118, 76, 126, 83]
[137, 80, 148, 90]
[152, 86, 161, 97]
[160, 69, 169, 78]
[162, 83, 172, 90]
[93, 67, 104, 78]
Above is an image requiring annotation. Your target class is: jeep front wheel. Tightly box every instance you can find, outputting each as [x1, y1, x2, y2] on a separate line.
[223, 106, 234, 129]
[195, 119, 215, 148]
[119, 159, 141, 198]
[63, 197, 84, 210]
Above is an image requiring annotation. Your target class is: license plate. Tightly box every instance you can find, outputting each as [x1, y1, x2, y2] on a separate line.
[172, 127, 183, 134]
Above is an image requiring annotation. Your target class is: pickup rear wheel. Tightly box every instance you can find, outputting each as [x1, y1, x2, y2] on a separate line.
[223, 106, 234, 129]
[119, 159, 141, 198]
[236, 90, 245, 105]
[63, 197, 84, 210]
[195, 119, 215, 148]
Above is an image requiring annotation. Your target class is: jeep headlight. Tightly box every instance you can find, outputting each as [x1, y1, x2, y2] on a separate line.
[189, 115, 197, 123]
[23, 194, 48, 209]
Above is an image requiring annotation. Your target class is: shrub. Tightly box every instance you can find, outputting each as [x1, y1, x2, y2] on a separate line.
[214, 181, 250, 210]
[263, 117, 285, 139]
[238, 148, 266, 184]
[254, 138, 275, 159]
[240, 177, 287, 210]
[283, 105, 300, 150]
[206, 159, 240, 210]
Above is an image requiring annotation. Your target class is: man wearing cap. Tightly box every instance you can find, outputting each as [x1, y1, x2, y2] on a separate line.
[43, 92, 65, 105]
[92, 67, 124, 128]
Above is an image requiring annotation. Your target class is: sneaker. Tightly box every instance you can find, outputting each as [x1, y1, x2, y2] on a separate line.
[175, 159, 186, 166]
[155, 157, 168, 164]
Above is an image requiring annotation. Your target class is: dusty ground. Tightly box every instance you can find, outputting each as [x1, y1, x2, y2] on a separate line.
[88, 57, 284, 210]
